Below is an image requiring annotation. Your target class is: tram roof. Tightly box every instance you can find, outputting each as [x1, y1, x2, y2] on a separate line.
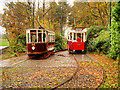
[26, 28, 55, 34]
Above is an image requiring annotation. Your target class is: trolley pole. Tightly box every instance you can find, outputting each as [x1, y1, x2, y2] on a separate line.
[43, 0, 45, 28]
[109, 0, 111, 57]
[32, 1, 35, 28]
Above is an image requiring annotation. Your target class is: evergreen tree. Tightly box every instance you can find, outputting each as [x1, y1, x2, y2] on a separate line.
[110, 1, 120, 60]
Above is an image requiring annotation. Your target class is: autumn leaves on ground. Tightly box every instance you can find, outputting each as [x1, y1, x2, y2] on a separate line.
[1, 54, 118, 88]
[89, 54, 118, 88]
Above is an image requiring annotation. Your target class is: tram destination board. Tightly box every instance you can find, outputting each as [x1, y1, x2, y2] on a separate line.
[74, 27, 83, 31]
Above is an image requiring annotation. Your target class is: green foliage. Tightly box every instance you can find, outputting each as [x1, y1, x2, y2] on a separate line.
[87, 25, 108, 42]
[0, 39, 9, 46]
[10, 34, 26, 55]
[89, 31, 109, 54]
[110, 2, 120, 60]
[87, 25, 109, 54]
[55, 33, 67, 51]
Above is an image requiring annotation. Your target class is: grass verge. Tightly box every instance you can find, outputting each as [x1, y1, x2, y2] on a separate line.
[0, 39, 9, 46]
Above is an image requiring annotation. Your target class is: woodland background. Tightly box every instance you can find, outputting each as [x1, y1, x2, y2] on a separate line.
[0, 1, 119, 60]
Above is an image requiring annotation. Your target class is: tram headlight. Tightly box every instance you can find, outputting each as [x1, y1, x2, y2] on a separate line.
[32, 46, 35, 50]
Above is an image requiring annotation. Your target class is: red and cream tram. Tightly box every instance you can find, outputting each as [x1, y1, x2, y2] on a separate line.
[26, 29, 55, 59]
[68, 27, 87, 53]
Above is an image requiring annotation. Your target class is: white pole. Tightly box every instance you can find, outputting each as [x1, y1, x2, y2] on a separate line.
[29, 30, 31, 43]
[84, 32, 85, 42]
[42, 30, 43, 42]
[81, 33, 82, 42]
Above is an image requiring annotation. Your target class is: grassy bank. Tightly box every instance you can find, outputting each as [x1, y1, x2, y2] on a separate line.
[0, 39, 9, 46]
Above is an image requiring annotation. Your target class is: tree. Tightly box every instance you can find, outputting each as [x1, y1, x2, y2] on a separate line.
[1, 2, 33, 50]
[110, 1, 120, 60]
[68, 2, 115, 28]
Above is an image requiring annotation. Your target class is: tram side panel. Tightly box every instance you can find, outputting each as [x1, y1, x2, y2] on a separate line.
[47, 42, 55, 51]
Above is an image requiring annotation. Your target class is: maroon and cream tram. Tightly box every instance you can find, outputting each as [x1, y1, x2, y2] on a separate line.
[68, 27, 87, 53]
[26, 29, 55, 59]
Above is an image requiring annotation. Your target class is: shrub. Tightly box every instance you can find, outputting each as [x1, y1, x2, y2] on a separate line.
[87, 25, 109, 54]
[55, 33, 67, 51]
[89, 30, 109, 54]
[87, 25, 108, 42]
[110, 1, 120, 60]
[10, 34, 26, 55]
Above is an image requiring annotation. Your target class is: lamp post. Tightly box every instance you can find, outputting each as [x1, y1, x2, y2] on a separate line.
[61, 15, 63, 36]
[109, 0, 111, 57]
[60, 4, 63, 36]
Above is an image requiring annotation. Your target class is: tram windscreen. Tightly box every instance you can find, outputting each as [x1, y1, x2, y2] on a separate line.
[31, 33, 37, 42]
[70, 33, 72, 40]
[77, 33, 83, 42]
[75, 27, 83, 31]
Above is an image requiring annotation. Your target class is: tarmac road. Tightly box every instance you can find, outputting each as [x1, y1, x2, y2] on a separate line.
[1, 51, 98, 67]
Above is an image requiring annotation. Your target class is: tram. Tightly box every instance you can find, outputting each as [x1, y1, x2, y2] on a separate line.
[68, 27, 87, 53]
[26, 28, 55, 59]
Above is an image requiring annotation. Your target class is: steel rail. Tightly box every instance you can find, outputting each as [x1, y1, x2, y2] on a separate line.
[85, 54, 106, 89]
[50, 53, 106, 89]
[49, 53, 79, 90]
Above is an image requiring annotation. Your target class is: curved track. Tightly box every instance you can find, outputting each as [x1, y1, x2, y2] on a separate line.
[50, 54, 79, 90]
[86, 54, 106, 88]
[50, 53, 106, 89]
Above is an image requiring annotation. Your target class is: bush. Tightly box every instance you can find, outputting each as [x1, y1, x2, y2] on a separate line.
[89, 30, 109, 54]
[87, 25, 109, 54]
[110, 1, 120, 60]
[55, 33, 67, 51]
[10, 34, 26, 55]
[87, 25, 108, 42]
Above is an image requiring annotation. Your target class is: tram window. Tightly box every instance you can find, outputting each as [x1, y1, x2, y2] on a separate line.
[70, 33, 72, 40]
[54, 35, 55, 42]
[27, 33, 29, 43]
[52, 35, 54, 42]
[43, 33, 45, 42]
[51, 35, 53, 42]
[77, 33, 81, 38]
[68, 36, 69, 40]
[48, 35, 50, 42]
[77, 33, 83, 42]
[38, 33, 42, 42]
[74, 33, 77, 40]
[31, 33, 37, 42]
[38, 30, 42, 32]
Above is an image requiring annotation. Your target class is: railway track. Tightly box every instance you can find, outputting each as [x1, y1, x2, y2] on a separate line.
[50, 54, 79, 90]
[50, 53, 106, 89]
[2, 51, 106, 89]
